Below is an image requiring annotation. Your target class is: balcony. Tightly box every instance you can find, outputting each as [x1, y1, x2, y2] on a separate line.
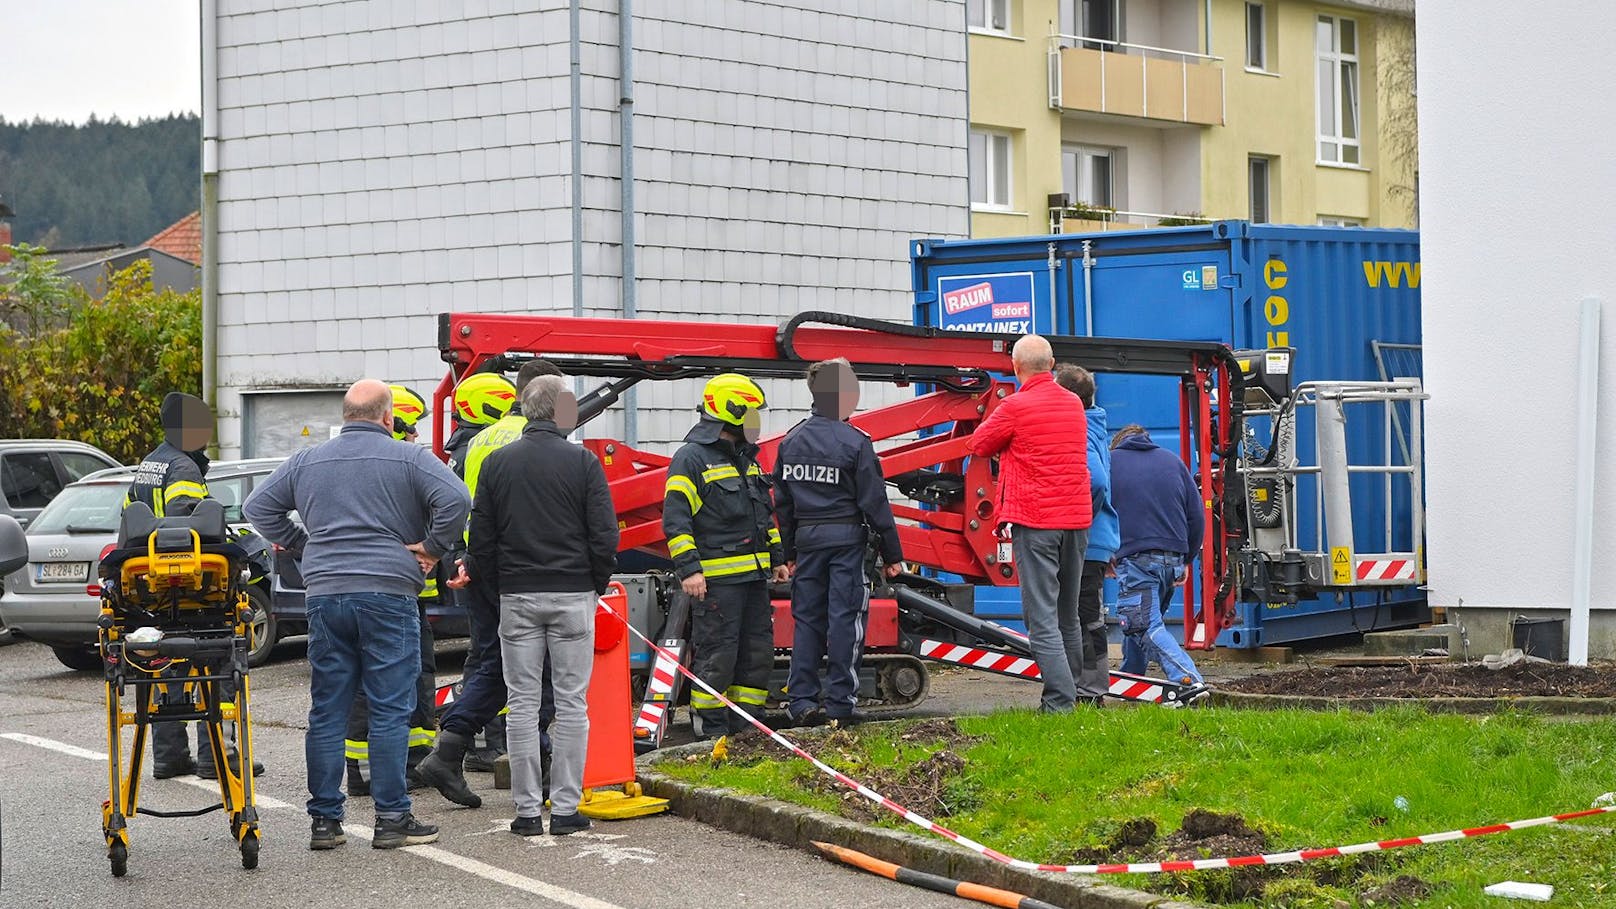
[1047, 202, 1212, 234]
[1047, 35, 1224, 127]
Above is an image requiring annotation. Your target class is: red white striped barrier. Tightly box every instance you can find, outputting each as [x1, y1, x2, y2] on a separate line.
[634, 654, 681, 737]
[1107, 675, 1165, 703]
[602, 595, 1616, 874]
[917, 639, 1041, 679]
[1356, 559, 1417, 581]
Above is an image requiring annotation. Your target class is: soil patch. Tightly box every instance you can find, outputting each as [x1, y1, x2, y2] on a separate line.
[1360, 874, 1433, 906]
[1160, 809, 1269, 864]
[801, 747, 973, 822]
[1224, 662, 1616, 698]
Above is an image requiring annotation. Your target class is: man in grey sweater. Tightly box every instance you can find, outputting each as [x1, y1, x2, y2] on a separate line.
[245, 379, 470, 851]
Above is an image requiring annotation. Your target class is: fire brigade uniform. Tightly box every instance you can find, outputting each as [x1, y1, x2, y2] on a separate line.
[774, 409, 903, 723]
[663, 375, 782, 738]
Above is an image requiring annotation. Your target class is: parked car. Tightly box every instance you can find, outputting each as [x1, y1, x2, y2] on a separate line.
[0, 459, 285, 670]
[0, 440, 122, 530]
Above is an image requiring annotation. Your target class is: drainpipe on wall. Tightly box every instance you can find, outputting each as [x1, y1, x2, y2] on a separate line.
[619, 0, 638, 445]
[1569, 298, 1601, 666]
[200, 0, 220, 418]
[570, 0, 583, 321]
[1204, 0, 1213, 56]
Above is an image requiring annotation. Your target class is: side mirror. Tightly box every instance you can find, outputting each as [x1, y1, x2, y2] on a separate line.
[0, 514, 28, 577]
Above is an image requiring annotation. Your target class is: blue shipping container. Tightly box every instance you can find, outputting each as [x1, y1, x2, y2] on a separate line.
[910, 220, 1423, 647]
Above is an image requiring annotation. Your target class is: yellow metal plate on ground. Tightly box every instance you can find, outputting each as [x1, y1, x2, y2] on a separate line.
[579, 786, 670, 820]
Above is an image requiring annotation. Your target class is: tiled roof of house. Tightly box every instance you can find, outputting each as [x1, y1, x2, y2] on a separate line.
[144, 211, 201, 264]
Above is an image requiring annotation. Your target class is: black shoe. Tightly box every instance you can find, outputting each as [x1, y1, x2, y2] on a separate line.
[372, 813, 440, 849]
[309, 816, 346, 850]
[198, 757, 266, 780]
[405, 766, 427, 792]
[415, 731, 483, 809]
[790, 707, 828, 728]
[510, 815, 545, 837]
[548, 812, 592, 836]
[462, 747, 501, 773]
[153, 757, 196, 779]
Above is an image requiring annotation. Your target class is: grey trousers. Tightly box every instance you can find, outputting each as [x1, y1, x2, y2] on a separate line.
[1012, 525, 1089, 712]
[500, 590, 595, 817]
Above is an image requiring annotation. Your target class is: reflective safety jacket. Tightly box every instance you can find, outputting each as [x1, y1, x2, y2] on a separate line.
[462, 412, 525, 502]
[124, 441, 209, 518]
[662, 417, 782, 585]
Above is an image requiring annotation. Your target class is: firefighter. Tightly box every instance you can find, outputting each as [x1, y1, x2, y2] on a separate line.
[126, 392, 264, 780]
[773, 358, 903, 728]
[446, 371, 516, 478]
[345, 385, 442, 795]
[663, 373, 787, 740]
[416, 360, 561, 808]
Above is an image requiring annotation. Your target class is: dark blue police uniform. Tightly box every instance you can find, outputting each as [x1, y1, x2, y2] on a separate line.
[773, 411, 903, 721]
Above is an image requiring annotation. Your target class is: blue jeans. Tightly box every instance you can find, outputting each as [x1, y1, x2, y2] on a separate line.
[306, 592, 420, 821]
[1115, 552, 1202, 684]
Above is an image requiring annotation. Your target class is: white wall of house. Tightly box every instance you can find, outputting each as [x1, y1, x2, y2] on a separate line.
[210, 0, 970, 456]
[1417, 1, 1616, 657]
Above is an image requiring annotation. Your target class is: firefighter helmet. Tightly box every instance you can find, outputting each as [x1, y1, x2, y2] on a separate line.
[389, 384, 426, 440]
[700, 373, 766, 426]
[452, 372, 517, 426]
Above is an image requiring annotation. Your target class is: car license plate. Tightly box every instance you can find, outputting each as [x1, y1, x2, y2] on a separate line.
[37, 562, 90, 583]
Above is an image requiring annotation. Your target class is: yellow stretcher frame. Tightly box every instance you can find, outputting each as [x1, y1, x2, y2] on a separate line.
[98, 527, 262, 877]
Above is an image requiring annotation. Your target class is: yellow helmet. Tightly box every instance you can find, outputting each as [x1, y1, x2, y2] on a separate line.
[701, 373, 767, 426]
[389, 384, 427, 440]
[452, 372, 517, 426]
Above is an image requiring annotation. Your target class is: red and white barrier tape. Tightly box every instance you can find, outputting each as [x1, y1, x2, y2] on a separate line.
[601, 597, 1616, 874]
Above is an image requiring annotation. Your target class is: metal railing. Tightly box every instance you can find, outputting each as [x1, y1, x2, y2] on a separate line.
[1048, 206, 1211, 233]
[1047, 32, 1225, 123]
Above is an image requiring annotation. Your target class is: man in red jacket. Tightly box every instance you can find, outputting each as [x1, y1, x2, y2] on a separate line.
[968, 335, 1093, 712]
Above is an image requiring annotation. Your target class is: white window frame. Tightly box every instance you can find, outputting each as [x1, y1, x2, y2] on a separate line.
[1317, 216, 1364, 227]
[968, 0, 1011, 35]
[970, 129, 1014, 210]
[1245, 2, 1268, 71]
[1316, 14, 1361, 165]
[1248, 156, 1272, 223]
[1062, 144, 1116, 210]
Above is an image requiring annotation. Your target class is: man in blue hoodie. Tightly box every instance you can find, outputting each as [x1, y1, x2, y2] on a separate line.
[1109, 424, 1204, 686]
[1055, 365, 1118, 705]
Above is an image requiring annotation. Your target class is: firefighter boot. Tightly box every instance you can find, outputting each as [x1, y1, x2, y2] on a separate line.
[346, 759, 370, 797]
[413, 730, 482, 808]
[464, 715, 507, 773]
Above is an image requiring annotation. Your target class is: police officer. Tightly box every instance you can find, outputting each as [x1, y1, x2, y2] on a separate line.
[416, 360, 561, 808]
[774, 359, 903, 728]
[126, 392, 264, 780]
[345, 386, 444, 795]
[663, 373, 787, 740]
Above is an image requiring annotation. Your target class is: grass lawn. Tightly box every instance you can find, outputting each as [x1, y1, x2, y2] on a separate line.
[660, 707, 1616, 907]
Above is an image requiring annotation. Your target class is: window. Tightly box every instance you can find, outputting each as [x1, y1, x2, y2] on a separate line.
[1245, 3, 1267, 70]
[1317, 216, 1363, 227]
[1079, 0, 1122, 50]
[0, 452, 63, 509]
[1063, 145, 1115, 209]
[968, 0, 1009, 33]
[969, 130, 1013, 209]
[1249, 157, 1272, 223]
[59, 452, 114, 482]
[1316, 15, 1360, 164]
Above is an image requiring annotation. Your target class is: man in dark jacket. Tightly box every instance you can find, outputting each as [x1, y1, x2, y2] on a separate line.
[1055, 365, 1119, 705]
[466, 374, 618, 836]
[968, 336, 1093, 713]
[774, 358, 903, 727]
[1109, 424, 1205, 686]
[663, 373, 787, 739]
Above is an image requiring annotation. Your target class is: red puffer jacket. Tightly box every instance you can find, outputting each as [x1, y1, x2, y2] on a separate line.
[967, 372, 1092, 530]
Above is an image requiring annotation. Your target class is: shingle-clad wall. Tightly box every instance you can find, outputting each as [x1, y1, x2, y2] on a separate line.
[211, 0, 968, 456]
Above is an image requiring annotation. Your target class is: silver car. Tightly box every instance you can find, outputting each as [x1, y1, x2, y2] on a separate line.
[0, 459, 285, 671]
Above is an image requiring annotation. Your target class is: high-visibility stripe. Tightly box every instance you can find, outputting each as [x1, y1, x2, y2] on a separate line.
[163, 480, 208, 502]
[767, 527, 781, 545]
[689, 690, 723, 709]
[498, 705, 510, 716]
[668, 534, 697, 557]
[746, 464, 763, 476]
[345, 739, 368, 760]
[727, 685, 768, 706]
[409, 727, 437, 748]
[421, 577, 439, 598]
[701, 466, 740, 483]
[665, 475, 702, 512]
[700, 552, 771, 577]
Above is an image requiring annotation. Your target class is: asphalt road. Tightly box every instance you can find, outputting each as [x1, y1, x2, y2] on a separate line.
[0, 636, 996, 909]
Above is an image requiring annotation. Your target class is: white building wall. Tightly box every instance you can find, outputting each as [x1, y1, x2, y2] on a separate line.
[211, 0, 969, 456]
[1417, 1, 1616, 657]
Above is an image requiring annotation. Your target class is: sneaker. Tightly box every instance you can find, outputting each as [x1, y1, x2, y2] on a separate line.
[153, 757, 196, 780]
[309, 816, 346, 850]
[372, 813, 440, 849]
[548, 811, 592, 836]
[510, 815, 545, 837]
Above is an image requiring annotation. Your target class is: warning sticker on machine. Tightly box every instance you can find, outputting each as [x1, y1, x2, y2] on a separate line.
[938, 273, 1037, 334]
[1331, 547, 1354, 585]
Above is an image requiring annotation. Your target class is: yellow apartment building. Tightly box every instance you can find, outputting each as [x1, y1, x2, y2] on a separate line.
[966, 0, 1417, 237]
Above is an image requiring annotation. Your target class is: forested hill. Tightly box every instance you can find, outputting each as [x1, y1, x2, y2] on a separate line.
[0, 115, 199, 248]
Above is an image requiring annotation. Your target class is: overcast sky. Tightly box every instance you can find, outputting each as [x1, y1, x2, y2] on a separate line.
[5, 0, 200, 124]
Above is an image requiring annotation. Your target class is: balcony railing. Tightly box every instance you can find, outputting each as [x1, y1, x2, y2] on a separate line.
[1047, 203, 1212, 234]
[1047, 33, 1225, 126]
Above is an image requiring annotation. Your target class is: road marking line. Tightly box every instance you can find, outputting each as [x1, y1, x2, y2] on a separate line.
[1, 730, 633, 909]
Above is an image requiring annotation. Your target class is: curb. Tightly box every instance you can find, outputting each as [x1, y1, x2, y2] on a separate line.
[1210, 690, 1616, 715]
[638, 741, 1208, 909]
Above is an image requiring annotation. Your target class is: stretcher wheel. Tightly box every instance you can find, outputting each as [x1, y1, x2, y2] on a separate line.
[240, 831, 259, 870]
[108, 840, 128, 878]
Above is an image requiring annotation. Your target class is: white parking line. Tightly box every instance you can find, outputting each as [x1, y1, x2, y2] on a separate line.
[0, 730, 632, 909]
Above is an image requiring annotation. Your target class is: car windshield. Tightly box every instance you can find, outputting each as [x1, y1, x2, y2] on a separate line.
[28, 482, 130, 535]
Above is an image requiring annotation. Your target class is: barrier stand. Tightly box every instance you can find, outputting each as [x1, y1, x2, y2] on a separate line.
[579, 581, 668, 820]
